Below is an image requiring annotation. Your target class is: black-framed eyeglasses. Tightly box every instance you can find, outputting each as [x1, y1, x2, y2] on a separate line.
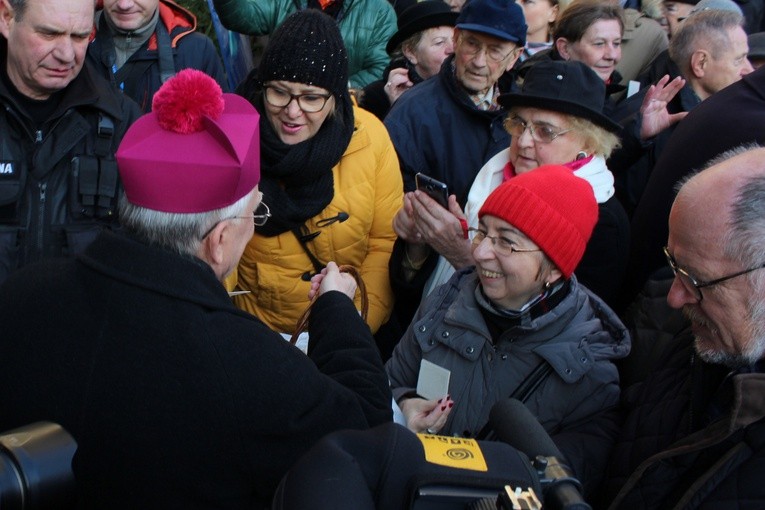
[263, 85, 332, 113]
[506, 115, 573, 144]
[458, 34, 518, 63]
[663, 246, 765, 302]
[201, 199, 271, 239]
[468, 227, 542, 257]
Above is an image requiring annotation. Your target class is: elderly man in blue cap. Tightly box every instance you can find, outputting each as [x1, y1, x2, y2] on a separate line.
[381, 0, 527, 350]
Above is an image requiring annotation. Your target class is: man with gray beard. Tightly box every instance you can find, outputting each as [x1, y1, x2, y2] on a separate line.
[599, 144, 765, 509]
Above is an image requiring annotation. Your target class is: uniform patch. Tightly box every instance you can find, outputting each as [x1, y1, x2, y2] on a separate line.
[0, 161, 17, 179]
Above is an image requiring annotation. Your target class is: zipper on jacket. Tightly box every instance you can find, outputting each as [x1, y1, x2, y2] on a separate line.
[36, 182, 47, 252]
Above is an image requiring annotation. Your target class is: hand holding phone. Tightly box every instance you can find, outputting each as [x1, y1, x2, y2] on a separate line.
[415, 173, 449, 209]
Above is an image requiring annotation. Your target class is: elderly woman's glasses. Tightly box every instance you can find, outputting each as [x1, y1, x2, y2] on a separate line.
[263, 86, 331, 113]
[506, 115, 572, 144]
[663, 246, 765, 302]
[468, 228, 542, 257]
[458, 35, 517, 63]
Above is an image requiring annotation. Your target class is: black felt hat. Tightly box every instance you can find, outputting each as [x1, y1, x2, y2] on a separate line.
[498, 60, 621, 133]
[387, 1, 459, 54]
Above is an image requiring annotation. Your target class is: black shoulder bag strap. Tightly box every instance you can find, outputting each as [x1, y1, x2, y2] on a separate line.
[155, 20, 176, 84]
[113, 19, 175, 93]
[475, 361, 554, 440]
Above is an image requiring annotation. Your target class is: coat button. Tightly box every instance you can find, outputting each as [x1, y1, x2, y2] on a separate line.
[442, 331, 450, 338]
[466, 346, 474, 354]
[500, 354, 508, 360]
[428, 339, 435, 345]
[419, 325, 427, 332]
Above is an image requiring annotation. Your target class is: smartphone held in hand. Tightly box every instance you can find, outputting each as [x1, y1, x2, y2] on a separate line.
[415, 173, 449, 208]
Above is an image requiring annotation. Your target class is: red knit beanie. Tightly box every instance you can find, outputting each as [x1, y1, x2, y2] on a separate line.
[478, 165, 598, 278]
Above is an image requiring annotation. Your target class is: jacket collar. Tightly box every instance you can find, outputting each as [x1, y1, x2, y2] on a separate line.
[439, 55, 508, 118]
[729, 373, 765, 429]
[78, 230, 242, 313]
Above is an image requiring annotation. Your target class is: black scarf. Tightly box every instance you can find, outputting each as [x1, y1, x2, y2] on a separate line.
[252, 90, 355, 237]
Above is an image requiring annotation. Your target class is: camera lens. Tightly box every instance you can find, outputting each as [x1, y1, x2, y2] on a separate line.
[0, 422, 77, 510]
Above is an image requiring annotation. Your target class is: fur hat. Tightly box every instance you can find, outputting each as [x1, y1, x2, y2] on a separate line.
[479, 165, 598, 277]
[498, 60, 622, 133]
[257, 9, 349, 100]
[116, 69, 261, 213]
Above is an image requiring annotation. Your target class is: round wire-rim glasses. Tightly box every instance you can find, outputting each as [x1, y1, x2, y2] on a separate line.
[263, 85, 332, 113]
[468, 227, 542, 257]
[663, 245, 765, 302]
[201, 199, 271, 239]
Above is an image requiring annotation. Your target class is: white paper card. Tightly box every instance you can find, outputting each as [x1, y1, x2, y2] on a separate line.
[627, 80, 641, 98]
[416, 359, 451, 400]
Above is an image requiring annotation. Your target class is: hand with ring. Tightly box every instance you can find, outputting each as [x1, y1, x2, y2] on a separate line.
[398, 394, 454, 435]
[383, 67, 414, 105]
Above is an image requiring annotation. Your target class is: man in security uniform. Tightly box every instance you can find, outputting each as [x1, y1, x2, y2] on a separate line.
[0, 0, 141, 283]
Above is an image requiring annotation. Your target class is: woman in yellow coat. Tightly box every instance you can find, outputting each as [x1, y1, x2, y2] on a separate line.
[233, 9, 403, 337]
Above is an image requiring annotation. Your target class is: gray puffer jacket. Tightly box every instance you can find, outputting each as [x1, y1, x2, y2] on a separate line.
[387, 268, 630, 495]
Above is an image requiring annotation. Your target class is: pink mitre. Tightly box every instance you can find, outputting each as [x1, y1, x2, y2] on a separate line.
[117, 69, 261, 213]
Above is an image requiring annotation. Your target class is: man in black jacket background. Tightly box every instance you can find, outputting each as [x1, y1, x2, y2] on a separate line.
[602, 145, 765, 509]
[0, 0, 141, 284]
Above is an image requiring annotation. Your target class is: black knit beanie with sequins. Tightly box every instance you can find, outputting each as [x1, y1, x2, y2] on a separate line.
[257, 9, 349, 100]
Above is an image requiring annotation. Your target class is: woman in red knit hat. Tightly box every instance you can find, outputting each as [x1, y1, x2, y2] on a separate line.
[387, 164, 630, 499]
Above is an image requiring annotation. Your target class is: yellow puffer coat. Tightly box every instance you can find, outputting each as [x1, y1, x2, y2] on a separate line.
[233, 107, 403, 334]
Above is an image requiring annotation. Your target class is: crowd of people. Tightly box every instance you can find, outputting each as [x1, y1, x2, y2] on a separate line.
[1, 0, 764, 507]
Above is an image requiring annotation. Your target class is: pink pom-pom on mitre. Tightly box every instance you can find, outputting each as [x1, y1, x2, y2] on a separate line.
[152, 69, 225, 134]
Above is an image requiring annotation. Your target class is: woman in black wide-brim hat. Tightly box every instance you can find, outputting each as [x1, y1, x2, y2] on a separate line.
[424, 59, 630, 309]
[358, 1, 458, 120]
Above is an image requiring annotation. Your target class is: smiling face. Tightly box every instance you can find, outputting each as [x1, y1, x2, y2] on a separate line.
[403, 26, 455, 80]
[0, 0, 94, 100]
[508, 107, 588, 174]
[453, 29, 521, 96]
[102, 0, 159, 32]
[262, 80, 336, 145]
[557, 19, 622, 82]
[472, 215, 561, 310]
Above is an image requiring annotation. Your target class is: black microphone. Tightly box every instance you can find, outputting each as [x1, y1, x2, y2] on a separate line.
[489, 399, 591, 510]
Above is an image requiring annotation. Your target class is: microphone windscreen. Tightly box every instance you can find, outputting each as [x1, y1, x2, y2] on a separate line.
[488, 398, 562, 459]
